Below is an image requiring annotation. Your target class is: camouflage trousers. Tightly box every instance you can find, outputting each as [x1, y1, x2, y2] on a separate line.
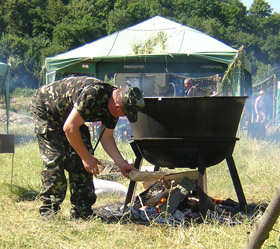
[31, 93, 96, 217]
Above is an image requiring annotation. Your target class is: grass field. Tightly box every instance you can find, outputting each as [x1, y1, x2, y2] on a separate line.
[1, 120, 280, 249]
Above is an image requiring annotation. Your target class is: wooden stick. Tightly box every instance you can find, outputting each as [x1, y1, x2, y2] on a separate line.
[245, 185, 280, 249]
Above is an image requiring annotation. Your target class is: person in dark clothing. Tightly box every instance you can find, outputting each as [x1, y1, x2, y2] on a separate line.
[31, 76, 144, 221]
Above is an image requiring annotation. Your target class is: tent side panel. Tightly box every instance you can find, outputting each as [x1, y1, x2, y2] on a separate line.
[95, 61, 228, 75]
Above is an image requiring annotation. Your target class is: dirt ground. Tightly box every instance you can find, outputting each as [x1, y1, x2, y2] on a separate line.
[0, 108, 33, 126]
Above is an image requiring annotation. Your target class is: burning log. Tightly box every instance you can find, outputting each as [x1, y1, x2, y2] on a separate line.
[133, 180, 168, 210]
[160, 177, 196, 215]
[147, 189, 170, 207]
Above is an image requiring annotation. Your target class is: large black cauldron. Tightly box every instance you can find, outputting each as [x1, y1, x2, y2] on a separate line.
[130, 96, 247, 169]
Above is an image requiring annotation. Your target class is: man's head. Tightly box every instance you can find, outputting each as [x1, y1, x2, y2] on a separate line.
[259, 90, 265, 96]
[184, 78, 192, 89]
[117, 86, 145, 123]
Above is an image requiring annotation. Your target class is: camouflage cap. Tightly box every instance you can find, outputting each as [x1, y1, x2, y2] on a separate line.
[120, 86, 145, 123]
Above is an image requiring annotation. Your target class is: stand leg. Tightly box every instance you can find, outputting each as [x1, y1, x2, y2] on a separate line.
[123, 142, 143, 213]
[226, 155, 247, 211]
[197, 144, 208, 217]
[198, 167, 208, 217]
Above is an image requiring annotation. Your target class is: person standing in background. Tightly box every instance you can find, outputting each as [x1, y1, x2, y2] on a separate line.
[184, 78, 197, 97]
[255, 90, 266, 123]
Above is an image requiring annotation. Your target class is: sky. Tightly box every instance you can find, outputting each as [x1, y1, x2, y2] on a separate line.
[240, 0, 280, 13]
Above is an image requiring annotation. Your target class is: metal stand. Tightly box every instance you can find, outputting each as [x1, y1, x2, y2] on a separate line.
[226, 155, 247, 210]
[197, 143, 208, 217]
[0, 134, 15, 192]
[124, 139, 247, 216]
[123, 142, 143, 212]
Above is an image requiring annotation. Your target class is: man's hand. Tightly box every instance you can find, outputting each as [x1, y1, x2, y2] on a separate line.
[99, 127, 137, 178]
[117, 161, 137, 178]
[82, 155, 101, 177]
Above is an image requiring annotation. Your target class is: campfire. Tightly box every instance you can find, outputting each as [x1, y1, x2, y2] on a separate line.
[127, 170, 244, 225]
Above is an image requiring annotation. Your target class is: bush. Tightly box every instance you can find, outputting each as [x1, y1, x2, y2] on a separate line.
[11, 88, 36, 98]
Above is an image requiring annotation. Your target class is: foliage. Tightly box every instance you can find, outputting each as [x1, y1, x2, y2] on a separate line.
[131, 31, 168, 55]
[219, 46, 246, 95]
[11, 88, 36, 98]
[106, 8, 132, 34]
[254, 62, 278, 83]
[249, 0, 273, 17]
[0, 0, 280, 88]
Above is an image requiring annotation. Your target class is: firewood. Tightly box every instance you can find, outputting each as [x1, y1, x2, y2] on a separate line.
[163, 171, 198, 181]
[160, 177, 196, 215]
[133, 181, 167, 209]
[246, 185, 280, 249]
[146, 189, 171, 207]
[98, 159, 120, 174]
[207, 196, 224, 213]
[128, 170, 167, 182]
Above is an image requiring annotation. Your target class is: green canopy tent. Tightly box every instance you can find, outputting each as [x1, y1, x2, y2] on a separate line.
[0, 62, 10, 134]
[45, 16, 252, 97]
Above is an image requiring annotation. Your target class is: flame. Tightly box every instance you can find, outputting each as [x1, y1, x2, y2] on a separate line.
[156, 197, 167, 213]
[158, 197, 167, 205]
[212, 198, 222, 204]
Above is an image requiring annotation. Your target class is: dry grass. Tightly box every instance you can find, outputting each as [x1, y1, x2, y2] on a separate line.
[1, 123, 280, 248]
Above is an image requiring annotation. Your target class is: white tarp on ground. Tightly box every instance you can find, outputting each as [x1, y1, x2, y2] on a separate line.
[94, 179, 128, 197]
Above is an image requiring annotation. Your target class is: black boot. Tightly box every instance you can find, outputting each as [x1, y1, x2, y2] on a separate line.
[40, 205, 60, 222]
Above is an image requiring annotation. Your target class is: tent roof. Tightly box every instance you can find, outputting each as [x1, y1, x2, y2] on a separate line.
[49, 16, 236, 60]
[46, 16, 241, 74]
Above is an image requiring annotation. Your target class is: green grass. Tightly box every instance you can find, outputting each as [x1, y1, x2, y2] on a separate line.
[1, 122, 280, 248]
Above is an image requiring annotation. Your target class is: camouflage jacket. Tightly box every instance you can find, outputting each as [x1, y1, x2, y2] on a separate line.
[34, 76, 118, 129]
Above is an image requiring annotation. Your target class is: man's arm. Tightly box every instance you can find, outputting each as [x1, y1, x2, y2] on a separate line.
[255, 97, 259, 114]
[100, 125, 135, 177]
[63, 107, 100, 176]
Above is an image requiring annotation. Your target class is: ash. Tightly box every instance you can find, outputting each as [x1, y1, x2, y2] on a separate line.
[129, 179, 263, 226]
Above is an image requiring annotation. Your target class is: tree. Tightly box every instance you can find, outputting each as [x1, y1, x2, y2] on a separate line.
[36, 0, 67, 38]
[219, 0, 247, 29]
[52, 0, 105, 49]
[261, 34, 280, 63]
[0, 33, 28, 61]
[0, 1, 5, 35]
[126, 1, 150, 23]
[249, 0, 272, 18]
[3, 0, 31, 36]
[106, 9, 132, 34]
[254, 62, 277, 83]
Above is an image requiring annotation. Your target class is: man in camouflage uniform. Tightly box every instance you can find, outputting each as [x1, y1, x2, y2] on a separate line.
[31, 76, 144, 221]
